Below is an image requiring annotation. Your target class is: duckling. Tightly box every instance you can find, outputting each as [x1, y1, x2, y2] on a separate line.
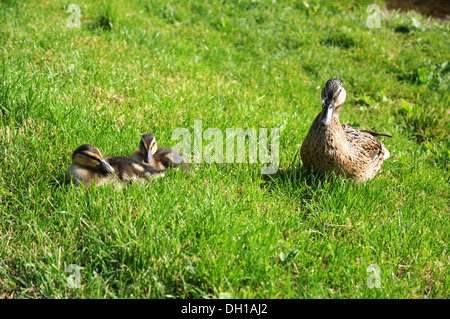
[300, 78, 391, 182]
[66, 144, 165, 188]
[132, 133, 189, 172]
[65, 144, 118, 187]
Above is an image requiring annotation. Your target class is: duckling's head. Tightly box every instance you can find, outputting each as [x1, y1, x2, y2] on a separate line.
[139, 134, 158, 163]
[71, 144, 115, 173]
[319, 78, 347, 126]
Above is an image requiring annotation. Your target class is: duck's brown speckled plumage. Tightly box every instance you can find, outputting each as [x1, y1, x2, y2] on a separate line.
[300, 78, 391, 182]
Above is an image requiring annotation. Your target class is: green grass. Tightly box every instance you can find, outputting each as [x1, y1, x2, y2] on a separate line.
[0, 0, 448, 298]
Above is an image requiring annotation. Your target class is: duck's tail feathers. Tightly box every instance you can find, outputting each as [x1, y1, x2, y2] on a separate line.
[362, 129, 392, 138]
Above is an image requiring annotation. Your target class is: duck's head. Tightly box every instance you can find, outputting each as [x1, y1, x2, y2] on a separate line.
[319, 78, 347, 126]
[138, 134, 158, 163]
[71, 144, 115, 173]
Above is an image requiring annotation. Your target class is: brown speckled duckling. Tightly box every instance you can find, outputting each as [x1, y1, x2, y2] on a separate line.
[66, 144, 165, 188]
[300, 78, 391, 182]
[132, 133, 189, 172]
[65, 144, 118, 187]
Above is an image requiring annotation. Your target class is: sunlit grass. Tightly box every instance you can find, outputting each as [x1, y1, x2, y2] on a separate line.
[0, 0, 448, 298]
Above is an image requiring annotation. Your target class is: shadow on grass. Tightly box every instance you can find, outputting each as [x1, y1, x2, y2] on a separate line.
[259, 147, 353, 201]
[259, 154, 329, 203]
[261, 164, 315, 189]
[259, 145, 325, 195]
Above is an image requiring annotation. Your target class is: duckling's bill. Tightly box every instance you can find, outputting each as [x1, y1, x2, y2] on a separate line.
[100, 159, 115, 173]
[144, 149, 153, 163]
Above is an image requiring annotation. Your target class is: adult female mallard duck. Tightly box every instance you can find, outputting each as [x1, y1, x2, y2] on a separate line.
[132, 133, 189, 172]
[66, 144, 165, 187]
[300, 78, 391, 182]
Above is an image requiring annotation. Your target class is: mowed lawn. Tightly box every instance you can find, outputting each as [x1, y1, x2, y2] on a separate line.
[0, 0, 448, 298]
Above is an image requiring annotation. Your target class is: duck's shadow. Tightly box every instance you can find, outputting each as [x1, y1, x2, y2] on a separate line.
[260, 161, 362, 198]
[260, 164, 322, 191]
[258, 149, 338, 196]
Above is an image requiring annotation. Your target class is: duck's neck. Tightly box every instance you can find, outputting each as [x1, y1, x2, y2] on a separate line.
[331, 103, 343, 120]
[317, 109, 341, 128]
[318, 103, 343, 125]
[316, 108, 344, 142]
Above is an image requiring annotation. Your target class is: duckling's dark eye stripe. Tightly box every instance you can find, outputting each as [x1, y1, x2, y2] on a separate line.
[82, 152, 100, 162]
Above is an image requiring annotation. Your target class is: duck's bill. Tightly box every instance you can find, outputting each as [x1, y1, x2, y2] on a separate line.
[319, 100, 334, 126]
[144, 149, 153, 163]
[100, 159, 115, 173]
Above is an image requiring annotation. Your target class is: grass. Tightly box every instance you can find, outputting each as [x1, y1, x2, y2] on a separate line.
[0, 0, 448, 298]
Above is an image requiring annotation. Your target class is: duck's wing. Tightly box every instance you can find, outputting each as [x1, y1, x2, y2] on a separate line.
[342, 124, 392, 138]
[341, 124, 388, 161]
[359, 129, 392, 138]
